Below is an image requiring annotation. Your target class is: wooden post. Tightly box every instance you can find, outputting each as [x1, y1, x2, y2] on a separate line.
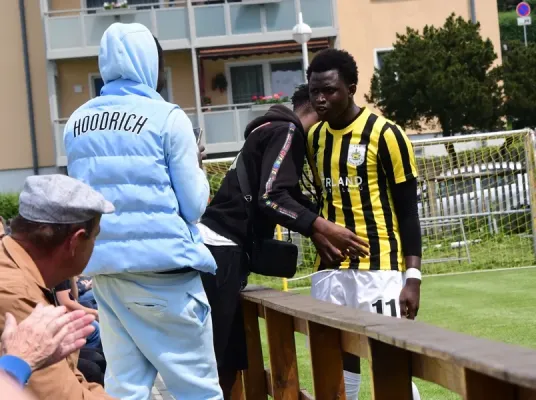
[308, 321, 346, 399]
[518, 387, 536, 400]
[230, 371, 245, 400]
[242, 300, 268, 399]
[265, 307, 300, 399]
[464, 369, 516, 400]
[368, 339, 412, 400]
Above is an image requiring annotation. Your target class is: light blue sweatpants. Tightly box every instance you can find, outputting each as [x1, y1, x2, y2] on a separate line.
[93, 271, 223, 400]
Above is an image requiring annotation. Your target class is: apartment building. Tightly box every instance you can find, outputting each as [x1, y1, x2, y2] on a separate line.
[0, 0, 501, 192]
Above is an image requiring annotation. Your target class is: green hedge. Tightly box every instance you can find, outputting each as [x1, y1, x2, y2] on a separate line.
[498, 0, 536, 12]
[0, 194, 19, 220]
[500, 11, 536, 44]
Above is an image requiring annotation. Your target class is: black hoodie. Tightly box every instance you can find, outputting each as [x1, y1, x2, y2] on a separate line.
[201, 105, 318, 247]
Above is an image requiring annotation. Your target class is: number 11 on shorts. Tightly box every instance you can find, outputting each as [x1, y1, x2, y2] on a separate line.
[372, 299, 398, 317]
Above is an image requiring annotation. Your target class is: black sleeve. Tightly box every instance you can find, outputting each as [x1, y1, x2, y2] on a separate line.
[256, 123, 318, 237]
[391, 178, 422, 257]
[54, 279, 72, 292]
[296, 190, 319, 214]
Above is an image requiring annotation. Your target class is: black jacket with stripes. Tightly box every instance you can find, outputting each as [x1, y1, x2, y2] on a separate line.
[201, 105, 319, 247]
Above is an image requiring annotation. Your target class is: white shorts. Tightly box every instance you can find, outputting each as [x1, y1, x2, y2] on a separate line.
[311, 269, 405, 318]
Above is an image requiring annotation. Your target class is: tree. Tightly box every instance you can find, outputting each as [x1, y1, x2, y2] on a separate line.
[366, 14, 504, 139]
[502, 40, 536, 128]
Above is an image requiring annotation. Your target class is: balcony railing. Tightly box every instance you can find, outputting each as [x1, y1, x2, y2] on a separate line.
[43, 0, 336, 59]
[53, 102, 287, 166]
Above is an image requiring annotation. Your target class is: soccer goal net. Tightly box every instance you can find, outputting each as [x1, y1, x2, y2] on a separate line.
[202, 129, 536, 287]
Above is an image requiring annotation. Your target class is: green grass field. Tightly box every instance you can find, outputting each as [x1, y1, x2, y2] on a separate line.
[257, 268, 536, 399]
[247, 234, 535, 291]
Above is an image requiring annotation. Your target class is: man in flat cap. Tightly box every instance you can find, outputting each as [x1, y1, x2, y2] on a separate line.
[0, 174, 116, 399]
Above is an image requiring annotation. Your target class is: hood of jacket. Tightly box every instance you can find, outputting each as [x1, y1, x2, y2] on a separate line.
[98, 22, 158, 90]
[244, 104, 302, 139]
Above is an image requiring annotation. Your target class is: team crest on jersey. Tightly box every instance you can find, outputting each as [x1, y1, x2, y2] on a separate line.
[348, 144, 367, 167]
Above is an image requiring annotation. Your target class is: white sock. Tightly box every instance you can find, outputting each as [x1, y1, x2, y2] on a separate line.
[343, 370, 361, 400]
[412, 381, 421, 400]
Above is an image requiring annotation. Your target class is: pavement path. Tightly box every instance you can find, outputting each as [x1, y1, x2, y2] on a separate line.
[150, 375, 174, 400]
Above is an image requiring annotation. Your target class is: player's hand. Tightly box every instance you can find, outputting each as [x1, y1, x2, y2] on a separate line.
[312, 218, 369, 259]
[1, 304, 96, 371]
[399, 279, 420, 319]
[311, 232, 345, 266]
[198, 144, 207, 168]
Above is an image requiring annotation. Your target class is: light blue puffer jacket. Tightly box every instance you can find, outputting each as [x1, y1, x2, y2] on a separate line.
[63, 22, 216, 276]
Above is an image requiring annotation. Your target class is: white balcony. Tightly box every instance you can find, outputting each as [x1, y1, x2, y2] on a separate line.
[44, 0, 337, 59]
[53, 102, 287, 166]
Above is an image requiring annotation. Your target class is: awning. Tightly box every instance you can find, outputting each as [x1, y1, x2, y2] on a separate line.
[198, 39, 330, 60]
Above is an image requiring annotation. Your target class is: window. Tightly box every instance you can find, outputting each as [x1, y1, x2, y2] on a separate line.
[375, 48, 393, 70]
[230, 65, 264, 104]
[89, 68, 173, 102]
[228, 59, 304, 104]
[270, 61, 303, 99]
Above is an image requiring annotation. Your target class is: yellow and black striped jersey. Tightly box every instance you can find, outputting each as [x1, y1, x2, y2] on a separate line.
[307, 107, 418, 271]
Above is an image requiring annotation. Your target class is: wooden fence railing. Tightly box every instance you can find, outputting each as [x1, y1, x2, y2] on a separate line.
[230, 286, 536, 400]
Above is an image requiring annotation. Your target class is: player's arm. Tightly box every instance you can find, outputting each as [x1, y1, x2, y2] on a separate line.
[256, 123, 319, 237]
[378, 123, 422, 319]
[391, 180, 422, 267]
[256, 123, 368, 258]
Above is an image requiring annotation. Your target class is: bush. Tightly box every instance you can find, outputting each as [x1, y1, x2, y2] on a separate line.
[502, 40, 536, 129]
[0, 193, 19, 220]
[500, 11, 536, 44]
[498, 0, 536, 12]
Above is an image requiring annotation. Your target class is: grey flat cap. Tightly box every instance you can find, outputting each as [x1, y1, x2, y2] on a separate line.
[19, 174, 115, 224]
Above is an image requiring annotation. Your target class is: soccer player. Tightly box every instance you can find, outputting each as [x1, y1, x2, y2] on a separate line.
[306, 49, 422, 400]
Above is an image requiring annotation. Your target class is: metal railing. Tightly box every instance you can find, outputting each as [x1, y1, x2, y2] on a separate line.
[53, 102, 290, 165]
[233, 286, 536, 399]
[43, 0, 336, 58]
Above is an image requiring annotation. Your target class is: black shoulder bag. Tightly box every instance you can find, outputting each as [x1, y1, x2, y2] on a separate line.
[235, 153, 298, 278]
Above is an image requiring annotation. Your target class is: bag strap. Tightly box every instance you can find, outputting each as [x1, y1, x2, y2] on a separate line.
[235, 152, 255, 248]
[303, 122, 325, 212]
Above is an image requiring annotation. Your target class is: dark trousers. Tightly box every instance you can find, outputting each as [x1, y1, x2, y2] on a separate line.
[201, 245, 249, 374]
[78, 348, 107, 386]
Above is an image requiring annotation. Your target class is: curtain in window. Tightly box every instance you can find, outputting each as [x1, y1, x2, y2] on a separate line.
[230, 65, 264, 104]
[270, 61, 303, 98]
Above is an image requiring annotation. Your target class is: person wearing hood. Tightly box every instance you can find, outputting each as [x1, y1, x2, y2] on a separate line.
[198, 84, 369, 398]
[63, 23, 222, 400]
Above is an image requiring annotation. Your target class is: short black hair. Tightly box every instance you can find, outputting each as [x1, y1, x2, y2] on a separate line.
[291, 84, 312, 113]
[153, 35, 163, 59]
[306, 49, 358, 86]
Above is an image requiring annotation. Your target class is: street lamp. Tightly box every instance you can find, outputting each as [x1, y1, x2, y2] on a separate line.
[292, 12, 312, 82]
